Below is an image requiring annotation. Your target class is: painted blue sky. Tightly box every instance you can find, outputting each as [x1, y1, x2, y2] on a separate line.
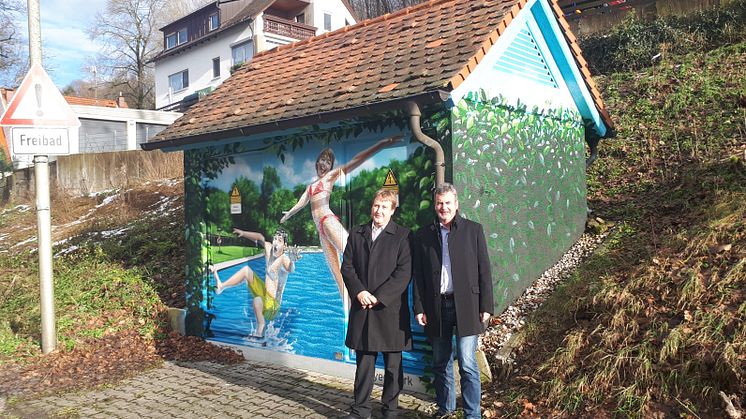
[11, 0, 108, 88]
[206, 141, 410, 193]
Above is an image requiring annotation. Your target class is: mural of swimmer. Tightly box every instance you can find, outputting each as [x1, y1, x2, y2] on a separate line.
[279, 135, 402, 298]
[211, 228, 301, 338]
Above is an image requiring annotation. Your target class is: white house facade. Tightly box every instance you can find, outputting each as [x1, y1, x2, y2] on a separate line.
[153, 0, 357, 111]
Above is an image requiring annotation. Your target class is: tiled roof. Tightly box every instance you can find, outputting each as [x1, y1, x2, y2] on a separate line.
[2, 89, 124, 109]
[148, 0, 611, 147]
[64, 96, 121, 108]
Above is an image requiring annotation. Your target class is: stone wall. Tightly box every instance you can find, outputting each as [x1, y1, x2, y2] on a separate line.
[1, 150, 183, 201]
[567, 0, 734, 36]
[55, 150, 184, 195]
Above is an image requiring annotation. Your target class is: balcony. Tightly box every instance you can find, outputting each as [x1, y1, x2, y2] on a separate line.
[263, 15, 316, 40]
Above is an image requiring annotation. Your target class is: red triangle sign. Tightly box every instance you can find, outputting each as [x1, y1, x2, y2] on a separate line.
[0, 63, 80, 127]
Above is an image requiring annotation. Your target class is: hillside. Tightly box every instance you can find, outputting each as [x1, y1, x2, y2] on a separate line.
[0, 3, 745, 416]
[480, 9, 746, 418]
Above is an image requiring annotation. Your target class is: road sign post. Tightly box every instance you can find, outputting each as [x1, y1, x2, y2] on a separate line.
[0, 0, 81, 354]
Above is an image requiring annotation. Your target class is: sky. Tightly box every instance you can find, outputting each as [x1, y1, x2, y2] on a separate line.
[12, 0, 109, 89]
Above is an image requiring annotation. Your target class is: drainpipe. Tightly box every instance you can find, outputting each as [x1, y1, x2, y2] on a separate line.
[406, 101, 445, 187]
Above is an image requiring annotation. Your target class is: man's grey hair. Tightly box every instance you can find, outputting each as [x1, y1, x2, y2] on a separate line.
[434, 183, 458, 201]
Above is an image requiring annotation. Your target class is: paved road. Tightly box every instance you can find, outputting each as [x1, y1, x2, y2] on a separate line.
[2, 360, 434, 418]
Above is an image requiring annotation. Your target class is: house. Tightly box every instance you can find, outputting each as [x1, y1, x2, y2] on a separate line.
[152, 0, 358, 111]
[0, 89, 180, 169]
[143, 0, 613, 387]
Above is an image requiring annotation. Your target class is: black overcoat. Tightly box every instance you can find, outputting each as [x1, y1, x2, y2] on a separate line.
[342, 220, 412, 352]
[412, 212, 494, 338]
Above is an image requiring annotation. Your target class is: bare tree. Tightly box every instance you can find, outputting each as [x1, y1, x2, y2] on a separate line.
[0, 0, 25, 87]
[87, 0, 165, 109]
[86, 0, 209, 108]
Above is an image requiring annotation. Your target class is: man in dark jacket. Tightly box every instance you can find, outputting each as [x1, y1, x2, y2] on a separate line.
[341, 188, 412, 419]
[412, 183, 494, 419]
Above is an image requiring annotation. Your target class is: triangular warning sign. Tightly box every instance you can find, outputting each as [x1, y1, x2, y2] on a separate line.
[382, 169, 398, 188]
[0, 63, 80, 127]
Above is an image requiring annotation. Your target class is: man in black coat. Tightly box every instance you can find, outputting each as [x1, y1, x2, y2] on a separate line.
[412, 183, 494, 419]
[341, 188, 412, 419]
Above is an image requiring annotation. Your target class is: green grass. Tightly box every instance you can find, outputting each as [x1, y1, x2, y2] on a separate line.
[0, 247, 166, 363]
[210, 245, 262, 264]
[487, 14, 746, 416]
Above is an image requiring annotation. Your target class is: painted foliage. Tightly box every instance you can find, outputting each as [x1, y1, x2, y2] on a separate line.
[182, 114, 439, 375]
[452, 91, 586, 312]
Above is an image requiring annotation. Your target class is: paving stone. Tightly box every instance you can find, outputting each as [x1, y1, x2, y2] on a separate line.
[5, 360, 433, 418]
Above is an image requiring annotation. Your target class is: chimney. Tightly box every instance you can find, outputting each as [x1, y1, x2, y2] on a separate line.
[116, 92, 129, 108]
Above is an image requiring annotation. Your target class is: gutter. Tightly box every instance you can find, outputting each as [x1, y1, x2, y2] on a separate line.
[142, 90, 450, 151]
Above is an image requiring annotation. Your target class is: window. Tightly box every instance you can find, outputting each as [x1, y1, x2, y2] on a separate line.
[209, 13, 219, 31]
[212, 57, 220, 78]
[165, 27, 188, 49]
[323, 13, 332, 31]
[295, 13, 304, 24]
[231, 41, 253, 66]
[166, 33, 176, 49]
[168, 70, 189, 92]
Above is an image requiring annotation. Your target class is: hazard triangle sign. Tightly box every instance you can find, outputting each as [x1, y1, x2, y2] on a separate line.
[0, 63, 80, 127]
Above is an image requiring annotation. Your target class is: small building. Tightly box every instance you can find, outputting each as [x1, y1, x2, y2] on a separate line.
[152, 0, 358, 111]
[0, 89, 180, 169]
[144, 0, 613, 388]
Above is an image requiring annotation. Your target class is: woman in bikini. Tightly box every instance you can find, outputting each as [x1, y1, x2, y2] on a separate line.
[280, 135, 401, 299]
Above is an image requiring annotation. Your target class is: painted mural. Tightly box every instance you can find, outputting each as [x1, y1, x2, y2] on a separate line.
[452, 91, 587, 313]
[182, 121, 435, 375]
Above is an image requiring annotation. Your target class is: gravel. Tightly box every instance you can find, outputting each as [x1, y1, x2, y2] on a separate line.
[480, 229, 610, 362]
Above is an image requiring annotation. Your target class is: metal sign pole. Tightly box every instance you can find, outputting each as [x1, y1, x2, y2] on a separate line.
[28, 0, 56, 354]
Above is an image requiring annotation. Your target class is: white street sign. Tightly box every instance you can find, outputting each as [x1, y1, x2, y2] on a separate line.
[11, 126, 70, 155]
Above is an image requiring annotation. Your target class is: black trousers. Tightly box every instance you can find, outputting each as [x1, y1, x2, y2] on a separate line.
[351, 350, 403, 418]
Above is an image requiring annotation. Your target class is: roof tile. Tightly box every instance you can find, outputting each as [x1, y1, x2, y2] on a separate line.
[150, 0, 611, 145]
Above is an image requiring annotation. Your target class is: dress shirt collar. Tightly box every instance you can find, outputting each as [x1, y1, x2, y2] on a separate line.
[371, 221, 388, 241]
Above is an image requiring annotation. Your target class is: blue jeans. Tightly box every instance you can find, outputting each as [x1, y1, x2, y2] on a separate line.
[431, 299, 480, 419]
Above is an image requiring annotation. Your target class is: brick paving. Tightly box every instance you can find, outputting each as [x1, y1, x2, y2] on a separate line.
[1, 361, 435, 418]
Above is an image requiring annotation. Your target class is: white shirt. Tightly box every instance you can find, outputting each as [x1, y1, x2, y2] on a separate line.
[439, 223, 453, 294]
[371, 222, 388, 242]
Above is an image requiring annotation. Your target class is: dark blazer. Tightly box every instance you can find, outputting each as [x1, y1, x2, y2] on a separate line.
[412, 212, 494, 337]
[342, 220, 412, 352]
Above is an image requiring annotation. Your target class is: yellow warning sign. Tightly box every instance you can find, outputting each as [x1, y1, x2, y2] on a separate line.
[230, 186, 241, 214]
[382, 169, 398, 190]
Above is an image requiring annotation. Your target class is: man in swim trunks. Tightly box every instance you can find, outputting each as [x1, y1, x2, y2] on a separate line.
[211, 228, 300, 338]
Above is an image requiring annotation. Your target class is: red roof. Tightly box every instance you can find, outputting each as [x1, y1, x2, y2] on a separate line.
[64, 96, 122, 108]
[148, 0, 611, 147]
[2, 88, 125, 109]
